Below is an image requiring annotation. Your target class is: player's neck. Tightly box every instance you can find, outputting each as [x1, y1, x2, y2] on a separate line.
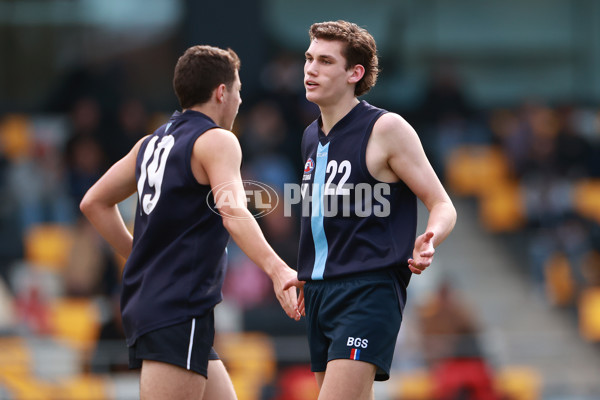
[319, 97, 360, 135]
[186, 103, 221, 126]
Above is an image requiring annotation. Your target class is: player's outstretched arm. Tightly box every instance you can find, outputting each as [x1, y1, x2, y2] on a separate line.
[80, 137, 145, 259]
[194, 128, 301, 320]
[372, 113, 457, 274]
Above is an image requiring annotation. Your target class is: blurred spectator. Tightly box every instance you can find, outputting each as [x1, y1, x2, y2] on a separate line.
[222, 243, 273, 311]
[103, 98, 149, 164]
[67, 97, 105, 140]
[417, 280, 498, 400]
[258, 52, 319, 172]
[64, 99, 108, 210]
[489, 107, 529, 177]
[415, 62, 476, 176]
[43, 61, 126, 119]
[1, 113, 74, 232]
[90, 292, 129, 373]
[418, 63, 473, 126]
[63, 217, 121, 297]
[239, 100, 299, 174]
[258, 198, 299, 267]
[0, 278, 16, 332]
[14, 281, 51, 335]
[0, 122, 24, 283]
[520, 103, 561, 178]
[555, 105, 592, 178]
[259, 52, 318, 131]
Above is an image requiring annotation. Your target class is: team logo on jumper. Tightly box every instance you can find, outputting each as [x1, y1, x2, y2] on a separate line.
[207, 180, 279, 219]
[304, 158, 315, 174]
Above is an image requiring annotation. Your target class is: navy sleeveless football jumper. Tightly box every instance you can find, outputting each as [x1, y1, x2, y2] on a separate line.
[298, 101, 416, 290]
[121, 110, 229, 346]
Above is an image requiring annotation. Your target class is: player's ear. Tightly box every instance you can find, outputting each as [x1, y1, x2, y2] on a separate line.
[348, 64, 365, 84]
[215, 84, 227, 103]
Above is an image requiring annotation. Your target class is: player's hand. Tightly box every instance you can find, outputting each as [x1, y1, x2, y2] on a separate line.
[408, 231, 435, 275]
[271, 265, 303, 321]
[284, 277, 305, 317]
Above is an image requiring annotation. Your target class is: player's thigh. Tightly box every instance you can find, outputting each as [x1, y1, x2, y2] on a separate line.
[318, 359, 375, 400]
[202, 360, 237, 400]
[140, 359, 206, 400]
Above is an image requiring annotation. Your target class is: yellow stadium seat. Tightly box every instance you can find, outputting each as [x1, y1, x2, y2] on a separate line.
[495, 366, 542, 400]
[572, 179, 600, 224]
[389, 370, 434, 400]
[445, 145, 512, 198]
[215, 332, 276, 380]
[0, 370, 54, 400]
[0, 114, 33, 160]
[214, 332, 276, 400]
[55, 374, 111, 400]
[0, 338, 111, 400]
[543, 252, 576, 307]
[48, 298, 101, 352]
[0, 337, 31, 375]
[229, 373, 261, 400]
[479, 181, 525, 232]
[24, 224, 74, 273]
[579, 287, 600, 342]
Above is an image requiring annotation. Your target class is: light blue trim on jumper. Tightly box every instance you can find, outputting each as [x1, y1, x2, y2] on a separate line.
[311, 142, 329, 280]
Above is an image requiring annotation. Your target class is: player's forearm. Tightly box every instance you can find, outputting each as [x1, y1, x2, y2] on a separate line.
[80, 200, 133, 259]
[424, 200, 457, 247]
[221, 210, 286, 278]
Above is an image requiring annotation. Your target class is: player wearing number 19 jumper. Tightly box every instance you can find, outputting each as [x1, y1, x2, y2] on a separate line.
[285, 21, 457, 400]
[81, 45, 300, 400]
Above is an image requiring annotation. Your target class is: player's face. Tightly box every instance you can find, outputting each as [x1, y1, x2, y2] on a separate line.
[223, 70, 242, 130]
[304, 39, 354, 106]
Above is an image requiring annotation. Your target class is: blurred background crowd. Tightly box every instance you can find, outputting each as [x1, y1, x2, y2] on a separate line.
[1, 0, 600, 399]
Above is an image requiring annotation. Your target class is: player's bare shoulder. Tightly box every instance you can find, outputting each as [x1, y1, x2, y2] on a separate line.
[372, 112, 418, 144]
[367, 112, 423, 182]
[193, 128, 241, 157]
[191, 128, 242, 184]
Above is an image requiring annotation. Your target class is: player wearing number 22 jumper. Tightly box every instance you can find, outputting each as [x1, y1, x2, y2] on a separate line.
[81, 45, 300, 400]
[284, 21, 457, 400]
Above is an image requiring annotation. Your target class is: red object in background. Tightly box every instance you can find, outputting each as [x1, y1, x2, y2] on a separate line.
[15, 286, 51, 334]
[275, 365, 319, 400]
[433, 358, 498, 400]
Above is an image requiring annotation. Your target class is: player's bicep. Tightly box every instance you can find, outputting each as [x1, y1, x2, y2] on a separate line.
[195, 129, 247, 210]
[385, 117, 450, 209]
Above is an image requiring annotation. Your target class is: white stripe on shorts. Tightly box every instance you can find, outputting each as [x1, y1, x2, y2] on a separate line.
[186, 318, 196, 370]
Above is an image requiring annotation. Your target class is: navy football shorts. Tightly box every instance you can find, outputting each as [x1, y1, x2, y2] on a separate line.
[304, 269, 403, 381]
[128, 311, 219, 378]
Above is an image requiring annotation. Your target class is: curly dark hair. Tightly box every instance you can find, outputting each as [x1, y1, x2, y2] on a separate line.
[309, 20, 379, 96]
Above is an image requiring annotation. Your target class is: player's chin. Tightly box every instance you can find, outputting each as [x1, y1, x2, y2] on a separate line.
[305, 91, 321, 104]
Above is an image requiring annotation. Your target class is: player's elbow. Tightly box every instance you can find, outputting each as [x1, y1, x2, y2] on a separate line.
[442, 200, 458, 230]
[221, 212, 241, 236]
[79, 190, 99, 218]
[220, 206, 251, 233]
[79, 193, 92, 217]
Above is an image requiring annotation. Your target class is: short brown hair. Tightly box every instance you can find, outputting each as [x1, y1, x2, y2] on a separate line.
[309, 20, 379, 96]
[173, 45, 241, 109]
